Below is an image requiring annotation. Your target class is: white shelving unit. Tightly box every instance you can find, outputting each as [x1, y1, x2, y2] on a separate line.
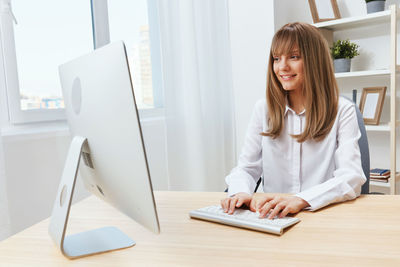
[314, 5, 399, 194]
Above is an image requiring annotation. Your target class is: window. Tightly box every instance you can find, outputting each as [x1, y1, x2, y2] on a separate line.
[0, 0, 163, 124]
[0, 0, 93, 123]
[106, 0, 162, 110]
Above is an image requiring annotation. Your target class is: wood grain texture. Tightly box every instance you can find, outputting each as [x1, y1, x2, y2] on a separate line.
[1, 192, 400, 266]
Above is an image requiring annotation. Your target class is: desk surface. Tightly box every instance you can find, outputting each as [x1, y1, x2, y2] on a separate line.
[1, 192, 400, 266]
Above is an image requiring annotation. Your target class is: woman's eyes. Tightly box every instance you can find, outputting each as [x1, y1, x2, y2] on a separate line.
[273, 55, 300, 61]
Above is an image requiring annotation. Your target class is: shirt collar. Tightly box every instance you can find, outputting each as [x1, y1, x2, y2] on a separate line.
[284, 96, 305, 116]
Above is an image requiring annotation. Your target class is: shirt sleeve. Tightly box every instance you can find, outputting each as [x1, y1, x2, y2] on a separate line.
[295, 102, 367, 211]
[225, 100, 265, 196]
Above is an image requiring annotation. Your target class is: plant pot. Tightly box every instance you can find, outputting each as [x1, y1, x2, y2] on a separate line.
[366, 1, 385, 14]
[334, 58, 351, 73]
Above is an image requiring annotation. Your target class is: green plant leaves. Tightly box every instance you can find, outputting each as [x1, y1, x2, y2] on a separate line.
[330, 39, 360, 59]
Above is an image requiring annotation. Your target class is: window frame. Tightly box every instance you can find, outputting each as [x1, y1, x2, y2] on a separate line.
[0, 0, 69, 124]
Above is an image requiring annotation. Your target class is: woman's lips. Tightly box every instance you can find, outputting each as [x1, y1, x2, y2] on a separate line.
[280, 74, 297, 80]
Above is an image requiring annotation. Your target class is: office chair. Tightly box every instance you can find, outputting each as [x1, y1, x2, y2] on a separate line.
[226, 98, 370, 194]
[351, 97, 370, 194]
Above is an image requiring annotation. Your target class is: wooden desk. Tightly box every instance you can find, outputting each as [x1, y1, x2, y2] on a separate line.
[1, 192, 400, 266]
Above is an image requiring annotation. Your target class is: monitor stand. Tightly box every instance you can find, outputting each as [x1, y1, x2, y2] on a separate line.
[48, 136, 135, 259]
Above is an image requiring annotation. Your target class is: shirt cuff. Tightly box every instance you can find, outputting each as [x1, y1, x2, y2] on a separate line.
[226, 170, 256, 197]
[295, 191, 323, 211]
[227, 179, 254, 197]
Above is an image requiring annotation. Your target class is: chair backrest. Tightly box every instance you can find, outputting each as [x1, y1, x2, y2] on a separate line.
[351, 99, 370, 194]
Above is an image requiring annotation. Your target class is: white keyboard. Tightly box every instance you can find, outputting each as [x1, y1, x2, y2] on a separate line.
[189, 205, 300, 235]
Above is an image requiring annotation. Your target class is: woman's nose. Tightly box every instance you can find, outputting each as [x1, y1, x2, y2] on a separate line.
[279, 59, 289, 70]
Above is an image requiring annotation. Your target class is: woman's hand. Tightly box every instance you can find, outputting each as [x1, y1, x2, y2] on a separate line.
[252, 195, 310, 219]
[220, 192, 253, 214]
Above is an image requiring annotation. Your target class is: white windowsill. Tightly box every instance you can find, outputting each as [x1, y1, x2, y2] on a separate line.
[1, 108, 165, 141]
[1, 121, 70, 141]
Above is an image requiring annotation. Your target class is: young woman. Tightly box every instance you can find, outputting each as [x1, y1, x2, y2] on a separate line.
[221, 22, 366, 219]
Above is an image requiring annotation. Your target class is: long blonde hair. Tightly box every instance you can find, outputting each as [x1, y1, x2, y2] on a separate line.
[262, 22, 339, 143]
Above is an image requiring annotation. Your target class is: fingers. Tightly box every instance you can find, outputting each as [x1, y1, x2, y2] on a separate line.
[249, 198, 257, 212]
[221, 198, 233, 212]
[220, 197, 238, 214]
[236, 197, 244, 208]
[221, 193, 252, 214]
[228, 198, 238, 214]
[257, 196, 288, 219]
[222, 195, 302, 219]
[255, 196, 274, 210]
[268, 203, 285, 219]
[258, 200, 275, 218]
[279, 206, 292, 218]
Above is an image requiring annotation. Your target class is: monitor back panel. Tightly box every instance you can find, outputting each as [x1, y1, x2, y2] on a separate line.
[58, 41, 159, 234]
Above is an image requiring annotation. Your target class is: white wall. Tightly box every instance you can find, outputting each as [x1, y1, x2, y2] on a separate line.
[0, 13, 11, 240]
[228, 0, 275, 158]
[2, 131, 80, 235]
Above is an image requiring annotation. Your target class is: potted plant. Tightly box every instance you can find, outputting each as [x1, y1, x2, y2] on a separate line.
[366, 0, 385, 14]
[331, 39, 360, 73]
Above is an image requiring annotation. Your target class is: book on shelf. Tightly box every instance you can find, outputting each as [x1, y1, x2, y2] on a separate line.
[370, 168, 390, 176]
[369, 168, 391, 183]
[370, 174, 390, 179]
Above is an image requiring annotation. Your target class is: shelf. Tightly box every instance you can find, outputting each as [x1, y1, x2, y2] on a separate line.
[365, 124, 390, 132]
[365, 121, 400, 132]
[335, 69, 390, 78]
[313, 10, 392, 30]
[370, 180, 390, 188]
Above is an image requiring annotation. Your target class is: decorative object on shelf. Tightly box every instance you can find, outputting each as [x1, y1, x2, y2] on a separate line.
[331, 39, 360, 72]
[308, 0, 341, 23]
[359, 86, 386, 125]
[366, 0, 386, 14]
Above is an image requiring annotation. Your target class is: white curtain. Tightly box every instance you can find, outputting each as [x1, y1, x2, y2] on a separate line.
[158, 0, 236, 191]
[0, 135, 11, 240]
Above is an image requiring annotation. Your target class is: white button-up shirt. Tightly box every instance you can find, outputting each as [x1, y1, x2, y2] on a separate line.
[226, 97, 366, 211]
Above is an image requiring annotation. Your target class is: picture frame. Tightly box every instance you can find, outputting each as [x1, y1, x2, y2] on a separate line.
[308, 0, 341, 23]
[359, 86, 387, 125]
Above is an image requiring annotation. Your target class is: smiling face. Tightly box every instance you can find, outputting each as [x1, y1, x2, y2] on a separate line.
[273, 46, 304, 93]
[265, 22, 339, 142]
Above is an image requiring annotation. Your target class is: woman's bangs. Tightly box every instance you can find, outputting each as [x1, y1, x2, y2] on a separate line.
[271, 29, 298, 56]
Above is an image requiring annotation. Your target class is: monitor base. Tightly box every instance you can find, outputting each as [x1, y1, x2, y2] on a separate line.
[48, 136, 134, 259]
[63, 226, 135, 258]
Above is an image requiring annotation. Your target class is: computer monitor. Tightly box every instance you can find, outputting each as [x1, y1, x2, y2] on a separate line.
[48, 41, 160, 259]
